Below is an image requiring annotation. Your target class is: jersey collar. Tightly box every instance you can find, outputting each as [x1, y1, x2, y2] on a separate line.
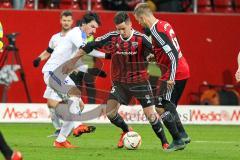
[120, 29, 134, 42]
[81, 31, 87, 41]
[150, 19, 159, 31]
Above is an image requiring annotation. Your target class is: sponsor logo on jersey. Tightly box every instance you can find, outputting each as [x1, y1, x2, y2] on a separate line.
[131, 42, 138, 47]
[116, 51, 137, 55]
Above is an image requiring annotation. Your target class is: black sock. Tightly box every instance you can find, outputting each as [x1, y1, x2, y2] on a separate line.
[173, 111, 186, 135]
[170, 108, 186, 134]
[150, 118, 168, 145]
[109, 113, 129, 132]
[161, 111, 181, 140]
[0, 132, 13, 159]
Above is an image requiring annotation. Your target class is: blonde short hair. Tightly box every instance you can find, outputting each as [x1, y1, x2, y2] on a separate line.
[134, 3, 153, 17]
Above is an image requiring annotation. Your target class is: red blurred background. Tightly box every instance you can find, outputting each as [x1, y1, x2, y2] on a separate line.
[0, 10, 239, 104]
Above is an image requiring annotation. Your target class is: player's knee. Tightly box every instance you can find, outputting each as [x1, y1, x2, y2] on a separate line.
[106, 99, 119, 116]
[163, 100, 176, 113]
[47, 99, 60, 108]
[106, 109, 118, 119]
[68, 87, 81, 97]
[143, 106, 158, 123]
[106, 105, 118, 119]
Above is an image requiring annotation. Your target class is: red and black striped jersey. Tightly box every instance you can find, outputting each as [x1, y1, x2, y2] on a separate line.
[150, 19, 188, 81]
[82, 29, 152, 83]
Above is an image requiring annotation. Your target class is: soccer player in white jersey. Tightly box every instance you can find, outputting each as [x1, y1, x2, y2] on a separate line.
[33, 10, 74, 137]
[33, 10, 97, 138]
[39, 12, 106, 148]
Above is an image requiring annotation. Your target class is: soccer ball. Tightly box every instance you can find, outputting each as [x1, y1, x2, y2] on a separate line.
[123, 131, 142, 150]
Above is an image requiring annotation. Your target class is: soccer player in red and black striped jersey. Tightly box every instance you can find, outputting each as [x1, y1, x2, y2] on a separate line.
[63, 11, 171, 150]
[134, 3, 190, 151]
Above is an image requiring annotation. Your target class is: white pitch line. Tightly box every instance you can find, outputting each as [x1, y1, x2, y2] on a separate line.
[193, 140, 240, 144]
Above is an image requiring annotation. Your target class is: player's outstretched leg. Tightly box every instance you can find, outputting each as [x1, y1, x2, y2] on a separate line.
[66, 97, 96, 137]
[106, 99, 130, 148]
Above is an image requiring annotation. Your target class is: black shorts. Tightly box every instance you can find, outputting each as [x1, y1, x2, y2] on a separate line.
[155, 79, 188, 108]
[108, 81, 154, 108]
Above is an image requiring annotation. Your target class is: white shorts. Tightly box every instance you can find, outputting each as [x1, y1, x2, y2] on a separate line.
[43, 65, 76, 101]
[43, 86, 63, 101]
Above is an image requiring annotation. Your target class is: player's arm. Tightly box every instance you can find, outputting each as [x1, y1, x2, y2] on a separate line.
[61, 44, 105, 74]
[62, 49, 85, 74]
[151, 28, 178, 82]
[62, 32, 115, 74]
[81, 32, 118, 59]
[142, 34, 155, 62]
[33, 35, 55, 67]
[235, 51, 240, 82]
[33, 49, 52, 67]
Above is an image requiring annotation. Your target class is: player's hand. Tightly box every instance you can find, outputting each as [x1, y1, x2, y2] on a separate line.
[235, 68, 240, 82]
[88, 68, 107, 78]
[166, 80, 175, 90]
[33, 57, 41, 67]
[146, 54, 155, 62]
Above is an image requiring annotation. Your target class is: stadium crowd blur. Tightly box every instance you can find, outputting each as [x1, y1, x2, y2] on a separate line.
[0, 0, 240, 13]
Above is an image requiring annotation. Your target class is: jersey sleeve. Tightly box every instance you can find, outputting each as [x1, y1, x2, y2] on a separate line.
[81, 31, 117, 54]
[47, 35, 55, 53]
[151, 25, 178, 81]
[142, 34, 154, 59]
[70, 29, 85, 48]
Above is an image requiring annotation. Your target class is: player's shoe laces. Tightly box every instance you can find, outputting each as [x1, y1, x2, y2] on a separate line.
[165, 139, 186, 152]
[73, 124, 96, 137]
[180, 132, 191, 144]
[53, 140, 77, 148]
[117, 128, 133, 148]
[162, 143, 170, 150]
[10, 151, 23, 160]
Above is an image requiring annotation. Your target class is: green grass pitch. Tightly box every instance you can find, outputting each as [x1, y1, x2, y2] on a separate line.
[0, 124, 239, 160]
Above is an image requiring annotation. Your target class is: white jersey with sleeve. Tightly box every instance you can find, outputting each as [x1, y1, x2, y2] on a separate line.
[48, 32, 65, 50]
[42, 27, 87, 73]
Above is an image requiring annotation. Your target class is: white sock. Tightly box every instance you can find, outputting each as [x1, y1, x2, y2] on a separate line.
[49, 108, 61, 130]
[68, 97, 81, 115]
[74, 121, 83, 129]
[56, 121, 73, 142]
